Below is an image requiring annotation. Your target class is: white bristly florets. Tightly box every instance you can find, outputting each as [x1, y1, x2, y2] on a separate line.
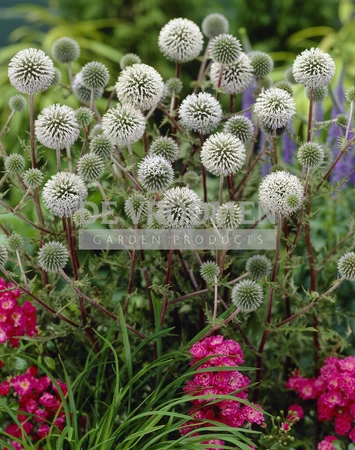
[210, 53, 254, 95]
[75, 107, 94, 128]
[200, 261, 220, 283]
[224, 115, 254, 143]
[253, 87, 296, 129]
[137, 155, 174, 193]
[201, 13, 229, 38]
[5, 154, 25, 174]
[292, 48, 336, 89]
[73, 208, 93, 227]
[38, 241, 69, 273]
[338, 252, 355, 281]
[231, 279, 264, 313]
[89, 135, 113, 159]
[0, 244, 9, 267]
[297, 142, 324, 168]
[209, 34, 242, 65]
[81, 61, 110, 89]
[52, 37, 80, 63]
[72, 72, 104, 103]
[6, 233, 24, 252]
[9, 95, 27, 112]
[77, 153, 105, 181]
[246, 255, 272, 280]
[159, 187, 202, 229]
[124, 192, 149, 224]
[248, 51, 274, 77]
[149, 137, 179, 162]
[120, 53, 141, 70]
[215, 202, 242, 229]
[179, 92, 222, 135]
[23, 168, 44, 188]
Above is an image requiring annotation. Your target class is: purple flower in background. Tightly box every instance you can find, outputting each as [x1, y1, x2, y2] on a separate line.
[282, 126, 297, 165]
[242, 81, 255, 121]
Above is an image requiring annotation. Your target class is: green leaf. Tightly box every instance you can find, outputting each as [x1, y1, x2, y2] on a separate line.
[11, 356, 28, 371]
[44, 356, 56, 370]
[332, 441, 345, 450]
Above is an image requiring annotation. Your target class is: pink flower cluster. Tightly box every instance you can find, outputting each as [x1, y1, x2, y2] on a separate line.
[286, 356, 355, 446]
[0, 278, 37, 347]
[0, 365, 67, 450]
[181, 335, 264, 449]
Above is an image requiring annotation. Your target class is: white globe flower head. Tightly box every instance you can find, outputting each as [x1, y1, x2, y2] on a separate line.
[231, 279, 264, 313]
[158, 187, 202, 229]
[209, 34, 242, 65]
[137, 155, 174, 193]
[72, 72, 104, 103]
[52, 37, 80, 64]
[338, 252, 355, 281]
[259, 170, 304, 217]
[253, 87, 296, 130]
[102, 104, 146, 148]
[158, 18, 204, 63]
[115, 63, 164, 111]
[35, 104, 80, 150]
[81, 61, 110, 89]
[149, 136, 179, 162]
[201, 132, 246, 176]
[215, 202, 242, 229]
[8, 48, 54, 95]
[224, 115, 254, 143]
[293, 48, 336, 89]
[210, 53, 254, 95]
[179, 92, 222, 135]
[201, 13, 229, 39]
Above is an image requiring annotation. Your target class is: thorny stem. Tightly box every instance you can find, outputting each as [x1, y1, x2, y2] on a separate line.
[0, 199, 51, 234]
[16, 250, 28, 290]
[213, 277, 218, 323]
[110, 155, 142, 191]
[13, 188, 31, 213]
[200, 307, 240, 340]
[66, 146, 73, 172]
[0, 111, 15, 138]
[67, 63, 73, 85]
[318, 230, 354, 270]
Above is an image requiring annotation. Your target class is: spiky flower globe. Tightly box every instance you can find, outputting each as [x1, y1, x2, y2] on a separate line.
[116, 64, 164, 111]
[158, 18, 204, 63]
[81, 61, 110, 89]
[8, 48, 54, 94]
[159, 187, 202, 229]
[248, 51, 274, 77]
[52, 37, 80, 64]
[124, 192, 149, 224]
[254, 87, 296, 130]
[149, 137, 179, 162]
[9, 94, 26, 112]
[231, 279, 264, 313]
[5, 154, 25, 174]
[75, 107, 94, 128]
[246, 255, 272, 280]
[51, 67, 62, 86]
[164, 77, 183, 97]
[23, 168, 44, 188]
[6, 233, 24, 252]
[285, 67, 297, 84]
[259, 171, 303, 216]
[345, 87, 355, 103]
[89, 135, 114, 159]
[0, 244, 8, 267]
[90, 124, 103, 137]
[297, 142, 324, 168]
[42, 172, 88, 217]
[210, 53, 254, 95]
[183, 170, 200, 188]
[120, 53, 141, 70]
[102, 104, 146, 148]
[215, 202, 242, 229]
[72, 72, 104, 103]
[35, 104, 80, 150]
[201, 132, 246, 176]
[274, 81, 294, 97]
[224, 115, 254, 143]
[201, 13, 229, 39]
[73, 208, 93, 227]
[38, 241, 69, 273]
[138, 155, 174, 193]
[179, 92, 222, 135]
[307, 86, 328, 103]
[292, 48, 335, 89]
[77, 153, 105, 181]
[209, 34, 241, 65]
[200, 261, 220, 284]
[338, 252, 355, 281]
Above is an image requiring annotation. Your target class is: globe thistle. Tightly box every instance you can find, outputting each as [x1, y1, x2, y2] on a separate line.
[115, 63, 164, 111]
[90, 124, 103, 137]
[137, 155, 174, 193]
[6, 233, 24, 252]
[81, 61, 110, 89]
[209, 34, 241, 65]
[224, 115, 254, 143]
[124, 192, 149, 224]
[38, 241, 69, 273]
[248, 51, 274, 77]
[231, 279, 264, 313]
[51, 67, 62, 86]
[89, 135, 113, 159]
[201, 13, 229, 39]
[51, 37, 80, 63]
[345, 87, 355, 103]
[149, 137, 179, 162]
[201, 132, 246, 176]
[35, 104, 80, 150]
[293, 48, 335, 89]
[158, 18, 204, 64]
[72, 72, 104, 103]
[285, 67, 297, 84]
[274, 80, 294, 97]
[5, 154, 25, 174]
[253, 88, 296, 130]
[73, 208, 93, 227]
[297, 142, 324, 168]
[183, 170, 200, 188]
[179, 92, 222, 135]
[259, 171, 303, 216]
[77, 153, 105, 181]
[210, 53, 254, 95]
[102, 104, 146, 148]
[338, 252, 355, 281]
[120, 53, 141, 70]
[307, 86, 328, 103]
[0, 244, 8, 267]
[9, 94, 26, 112]
[246, 255, 272, 280]
[42, 172, 88, 217]
[75, 107, 94, 128]
[8, 48, 54, 95]
[200, 261, 220, 283]
[215, 202, 242, 229]
[164, 77, 183, 97]
[262, 77, 273, 90]
[159, 187, 202, 229]
[260, 124, 286, 137]
[23, 168, 44, 188]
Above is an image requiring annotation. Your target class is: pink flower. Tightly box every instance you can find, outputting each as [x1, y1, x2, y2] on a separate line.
[334, 412, 352, 435]
[0, 381, 10, 396]
[340, 356, 355, 374]
[22, 301, 36, 316]
[190, 342, 207, 359]
[39, 392, 57, 408]
[298, 379, 318, 400]
[281, 422, 290, 432]
[37, 424, 50, 438]
[350, 426, 355, 442]
[194, 372, 214, 387]
[287, 403, 304, 422]
[241, 403, 264, 425]
[318, 436, 337, 450]
[202, 439, 224, 449]
[12, 374, 35, 396]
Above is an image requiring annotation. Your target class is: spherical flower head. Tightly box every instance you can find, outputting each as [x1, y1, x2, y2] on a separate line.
[274, 80, 294, 97]
[8, 48, 54, 94]
[149, 136, 179, 162]
[38, 241, 69, 273]
[75, 107, 94, 128]
[224, 115, 254, 143]
[209, 34, 241, 65]
[201, 13, 229, 38]
[345, 86, 355, 103]
[159, 187, 202, 229]
[248, 51, 274, 77]
[200, 261, 220, 284]
[0, 244, 8, 267]
[179, 92, 222, 135]
[297, 142, 324, 168]
[72, 72, 104, 103]
[215, 202, 242, 229]
[292, 48, 335, 89]
[246, 254, 272, 280]
[81, 61, 109, 89]
[164, 77, 183, 97]
[77, 153, 105, 181]
[138, 155, 174, 193]
[89, 134, 113, 159]
[51, 67, 62, 86]
[51, 37, 80, 63]
[307, 86, 328, 103]
[116, 63, 164, 111]
[201, 132, 246, 176]
[285, 67, 297, 84]
[102, 104, 146, 148]
[254, 87, 296, 129]
[231, 279, 264, 312]
[23, 168, 44, 188]
[6, 233, 24, 252]
[9, 94, 26, 112]
[183, 170, 200, 188]
[5, 154, 25, 174]
[210, 53, 254, 95]
[259, 170, 303, 216]
[124, 192, 149, 224]
[73, 208, 93, 227]
[42, 172, 88, 217]
[338, 252, 355, 280]
[120, 53, 141, 70]
[158, 18, 203, 63]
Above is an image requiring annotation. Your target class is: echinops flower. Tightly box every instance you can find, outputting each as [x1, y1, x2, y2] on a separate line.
[183, 170, 200, 188]
[345, 87, 355, 103]
[215, 202, 242, 229]
[75, 107, 94, 128]
[23, 168, 44, 188]
[164, 77, 183, 97]
[81, 61, 110, 89]
[89, 135, 113, 159]
[338, 252, 355, 281]
[306, 86, 328, 103]
[292, 48, 335, 89]
[253, 87, 296, 130]
[120, 53, 141, 70]
[77, 153, 105, 181]
[6, 233, 24, 252]
[248, 51, 274, 77]
[231, 279, 264, 312]
[72, 72, 104, 103]
[124, 192, 149, 224]
[224, 115, 254, 143]
[210, 53, 254, 95]
[297, 142, 324, 168]
[51, 37, 80, 64]
[246, 255, 272, 280]
[137, 155, 174, 193]
[179, 92, 222, 135]
[0, 244, 8, 267]
[149, 137, 179, 162]
[5, 154, 25, 174]
[274, 81, 294, 97]
[9, 95, 26, 112]
[73, 208, 93, 227]
[201, 13, 229, 39]
[38, 241, 69, 273]
[159, 187, 202, 229]
[200, 261, 220, 283]
[209, 34, 241, 65]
